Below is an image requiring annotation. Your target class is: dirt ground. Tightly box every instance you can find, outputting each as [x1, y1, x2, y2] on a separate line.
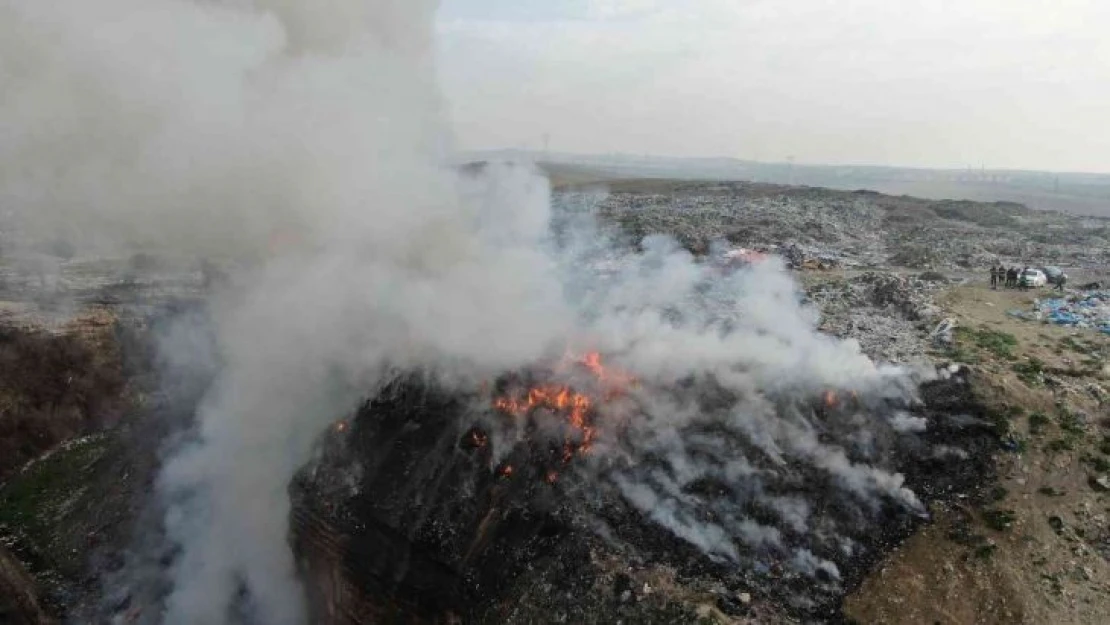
[844, 284, 1110, 625]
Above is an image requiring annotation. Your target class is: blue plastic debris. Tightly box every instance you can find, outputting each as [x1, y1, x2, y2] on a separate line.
[1011, 289, 1110, 332]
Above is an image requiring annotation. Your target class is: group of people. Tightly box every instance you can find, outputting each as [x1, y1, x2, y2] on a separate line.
[991, 264, 1027, 290]
[990, 264, 1067, 291]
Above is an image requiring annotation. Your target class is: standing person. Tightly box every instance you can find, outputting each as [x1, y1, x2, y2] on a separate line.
[990, 265, 999, 289]
[1005, 266, 1015, 288]
[1056, 272, 1067, 292]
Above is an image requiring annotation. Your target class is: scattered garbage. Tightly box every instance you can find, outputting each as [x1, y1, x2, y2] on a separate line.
[809, 273, 943, 363]
[931, 318, 957, 348]
[718, 247, 771, 270]
[1009, 290, 1110, 333]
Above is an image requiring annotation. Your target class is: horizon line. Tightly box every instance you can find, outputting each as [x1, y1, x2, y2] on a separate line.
[458, 148, 1110, 179]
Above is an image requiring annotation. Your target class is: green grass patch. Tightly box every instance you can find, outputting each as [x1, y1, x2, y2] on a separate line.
[0, 436, 108, 538]
[982, 509, 1017, 532]
[973, 543, 998, 560]
[946, 328, 981, 363]
[1013, 357, 1046, 385]
[947, 345, 981, 364]
[988, 486, 1008, 502]
[986, 410, 1012, 436]
[1058, 411, 1086, 436]
[1081, 454, 1110, 473]
[970, 328, 1019, 359]
[1059, 336, 1090, 354]
[933, 200, 1019, 227]
[1028, 412, 1050, 436]
[1045, 438, 1074, 454]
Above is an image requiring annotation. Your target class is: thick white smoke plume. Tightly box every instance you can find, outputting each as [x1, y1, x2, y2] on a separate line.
[1, 1, 926, 622]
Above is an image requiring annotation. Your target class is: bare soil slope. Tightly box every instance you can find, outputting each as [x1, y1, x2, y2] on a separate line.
[845, 285, 1110, 624]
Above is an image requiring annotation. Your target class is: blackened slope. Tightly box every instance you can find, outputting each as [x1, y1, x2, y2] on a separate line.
[0, 544, 53, 625]
[0, 320, 126, 481]
[292, 368, 1001, 624]
[292, 375, 576, 623]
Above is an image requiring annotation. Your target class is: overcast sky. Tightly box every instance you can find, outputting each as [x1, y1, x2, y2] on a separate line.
[435, 0, 1109, 173]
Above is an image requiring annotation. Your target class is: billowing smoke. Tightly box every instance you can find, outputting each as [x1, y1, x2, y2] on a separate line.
[510, 235, 928, 583]
[1, 0, 927, 622]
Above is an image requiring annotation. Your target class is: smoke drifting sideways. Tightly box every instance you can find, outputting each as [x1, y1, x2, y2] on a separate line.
[1, 1, 928, 623]
[535, 228, 928, 584]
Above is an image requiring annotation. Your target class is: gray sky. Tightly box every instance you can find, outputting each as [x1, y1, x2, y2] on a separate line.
[436, 0, 1110, 173]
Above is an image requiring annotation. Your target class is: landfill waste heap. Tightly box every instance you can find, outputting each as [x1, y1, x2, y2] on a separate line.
[290, 358, 1000, 624]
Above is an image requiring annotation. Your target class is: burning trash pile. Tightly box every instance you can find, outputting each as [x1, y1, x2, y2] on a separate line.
[714, 244, 840, 274]
[0, 1, 1058, 623]
[1008, 290, 1110, 333]
[716, 247, 771, 272]
[291, 335, 999, 623]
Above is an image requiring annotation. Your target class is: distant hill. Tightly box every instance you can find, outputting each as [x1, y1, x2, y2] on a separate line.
[458, 150, 1110, 217]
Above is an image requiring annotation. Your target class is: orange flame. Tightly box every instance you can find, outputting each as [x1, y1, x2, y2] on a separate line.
[577, 351, 637, 397]
[582, 351, 605, 377]
[491, 351, 633, 468]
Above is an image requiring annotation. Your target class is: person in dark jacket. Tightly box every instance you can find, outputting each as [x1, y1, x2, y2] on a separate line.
[1004, 266, 1014, 288]
[1055, 273, 1067, 292]
[990, 265, 998, 289]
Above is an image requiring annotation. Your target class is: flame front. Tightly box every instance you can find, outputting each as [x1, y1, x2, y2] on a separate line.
[491, 351, 633, 465]
[494, 383, 597, 455]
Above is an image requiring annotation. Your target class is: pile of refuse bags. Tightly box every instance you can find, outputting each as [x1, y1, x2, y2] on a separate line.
[1008, 290, 1110, 334]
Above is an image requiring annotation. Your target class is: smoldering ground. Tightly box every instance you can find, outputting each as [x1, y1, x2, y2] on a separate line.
[2, 1, 938, 624]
